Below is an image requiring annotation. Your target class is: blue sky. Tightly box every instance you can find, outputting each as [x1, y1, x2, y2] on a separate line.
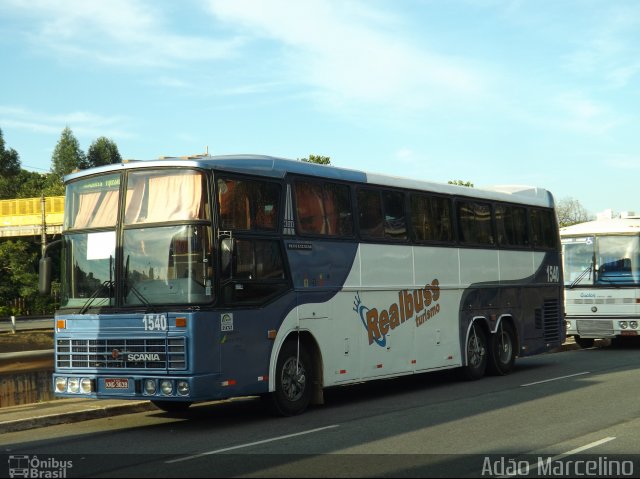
[1, 0, 639, 216]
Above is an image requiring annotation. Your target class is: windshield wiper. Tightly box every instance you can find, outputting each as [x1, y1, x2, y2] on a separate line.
[124, 255, 157, 313]
[79, 280, 114, 314]
[569, 261, 594, 289]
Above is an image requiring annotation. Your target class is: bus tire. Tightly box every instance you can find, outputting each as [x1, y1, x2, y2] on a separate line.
[266, 340, 313, 416]
[460, 323, 487, 381]
[575, 337, 595, 348]
[151, 400, 192, 413]
[487, 321, 516, 376]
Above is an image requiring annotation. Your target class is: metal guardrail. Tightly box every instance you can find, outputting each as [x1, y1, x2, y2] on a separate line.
[0, 315, 53, 333]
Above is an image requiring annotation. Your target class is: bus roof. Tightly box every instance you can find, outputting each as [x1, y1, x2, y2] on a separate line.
[560, 217, 640, 236]
[64, 154, 555, 208]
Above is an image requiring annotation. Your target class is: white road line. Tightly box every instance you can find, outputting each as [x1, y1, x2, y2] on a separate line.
[520, 371, 590, 387]
[165, 424, 340, 464]
[500, 437, 617, 478]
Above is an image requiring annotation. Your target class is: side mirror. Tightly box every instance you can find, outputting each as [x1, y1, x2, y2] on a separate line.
[38, 239, 62, 295]
[39, 256, 52, 295]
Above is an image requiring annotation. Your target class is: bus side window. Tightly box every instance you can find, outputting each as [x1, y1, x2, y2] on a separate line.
[531, 208, 557, 249]
[358, 189, 384, 238]
[383, 191, 407, 240]
[457, 200, 494, 245]
[411, 194, 453, 243]
[496, 204, 528, 247]
[295, 182, 325, 234]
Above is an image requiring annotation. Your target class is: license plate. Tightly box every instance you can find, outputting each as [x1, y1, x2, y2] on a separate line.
[105, 378, 129, 389]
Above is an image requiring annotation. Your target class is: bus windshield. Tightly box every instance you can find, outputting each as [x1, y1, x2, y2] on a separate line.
[563, 235, 640, 287]
[61, 169, 212, 308]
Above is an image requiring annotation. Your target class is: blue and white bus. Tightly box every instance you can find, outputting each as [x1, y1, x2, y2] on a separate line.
[41, 155, 564, 415]
[561, 215, 640, 347]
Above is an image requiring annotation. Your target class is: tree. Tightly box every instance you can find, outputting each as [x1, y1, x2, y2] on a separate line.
[87, 136, 122, 168]
[0, 128, 22, 199]
[50, 127, 87, 185]
[300, 154, 331, 165]
[448, 180, 474, 187]
[0, 240, 39, 315]
[556, 197, 592, 227]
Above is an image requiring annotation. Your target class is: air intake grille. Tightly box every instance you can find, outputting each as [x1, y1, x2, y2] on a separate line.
[56, 337, 187, 370]
[543, 299, 561, 342]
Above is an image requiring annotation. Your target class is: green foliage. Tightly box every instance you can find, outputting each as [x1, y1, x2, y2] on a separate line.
[300, 154, 331, 165]
[448, 180, 474, 187]
[0, 240, 39, 315]
[50, 127, 87, 184]
[0, 128, 23, 200]
[87, 137, 122, 168]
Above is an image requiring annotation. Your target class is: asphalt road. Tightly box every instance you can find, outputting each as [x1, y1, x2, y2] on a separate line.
[1, 344, 640, 478]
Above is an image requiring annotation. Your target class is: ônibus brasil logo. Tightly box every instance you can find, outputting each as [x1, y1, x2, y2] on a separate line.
[353, 279, 441, 347]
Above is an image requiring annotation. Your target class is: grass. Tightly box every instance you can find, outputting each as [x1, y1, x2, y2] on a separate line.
[0, 330, 54, 354]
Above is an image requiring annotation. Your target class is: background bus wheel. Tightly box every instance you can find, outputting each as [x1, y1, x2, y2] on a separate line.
[575, 337, 595, 348]
[487, 322, 516, 376]
[265, 340, 313, 416]
[151, 400, 192, 413]
[460, 324, 487, 381]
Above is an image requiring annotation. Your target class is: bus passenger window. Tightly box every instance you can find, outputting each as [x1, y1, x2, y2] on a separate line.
[218, 178, 281, 232]
[383, 191, 407, 240]
[411, 194, 453, 243]
[531, 208, 557, 249]
[358, 189, 384, 238]
[496, 205, 528, 247]
[457, 200, 494, 245]
[294, 181, 353, 236]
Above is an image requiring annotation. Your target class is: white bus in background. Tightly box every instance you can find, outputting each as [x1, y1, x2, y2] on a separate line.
[561, 213, 640, 348]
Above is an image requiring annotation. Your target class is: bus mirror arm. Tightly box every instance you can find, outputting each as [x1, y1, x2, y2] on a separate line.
[39, 240, 62, 295]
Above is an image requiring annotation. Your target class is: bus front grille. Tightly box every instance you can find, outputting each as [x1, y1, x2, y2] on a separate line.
[576, 320, 614, 337]
[56, 337, 187, 370]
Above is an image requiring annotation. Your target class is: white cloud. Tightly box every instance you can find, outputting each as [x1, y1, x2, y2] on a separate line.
[0, 105, 133, 140]
[2, 0, 243, 67]
[205, 0, 488, 111]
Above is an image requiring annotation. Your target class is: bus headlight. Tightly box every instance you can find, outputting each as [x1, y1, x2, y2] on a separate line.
[144, 379, 157, 395]
[80, 378, 94, 394]
[630, 321, 638, 330]
[56, 377, 68, 393]
[619, 321, 628, 330]
[68, 377, 80, 393]
[176, 380, 190, 396]
[160, 380, 173, 395]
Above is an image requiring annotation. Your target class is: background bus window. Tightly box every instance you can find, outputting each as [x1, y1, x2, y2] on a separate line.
[457, 200, 494, 245]
[496, 204, 528, 247]
[596, 236, 640, 285]
[411, 194, 453, 243]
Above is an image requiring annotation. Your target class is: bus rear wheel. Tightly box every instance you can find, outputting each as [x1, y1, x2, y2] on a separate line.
[487, 322, 516, 376]
[265, 340, 313, 416]
[460, 323, 487, 380]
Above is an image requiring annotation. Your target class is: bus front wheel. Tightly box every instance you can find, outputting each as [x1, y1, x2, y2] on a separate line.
[265, 340, 313, 416]
[460, 323, 487, 380]
[574, 336, 595, 348]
